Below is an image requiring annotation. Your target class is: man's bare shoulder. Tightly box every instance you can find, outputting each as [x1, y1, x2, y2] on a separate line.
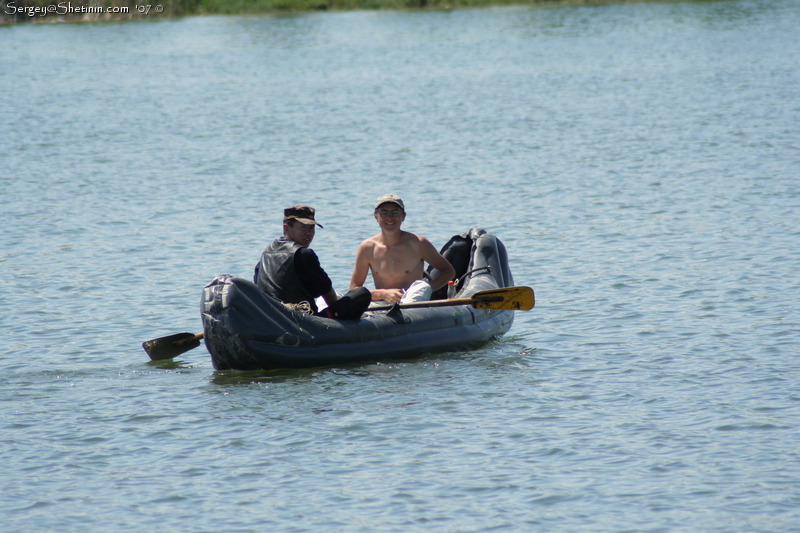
[356, 234, 383, 255]
[359, 234, 384, 247]
[404, 232, 433, 248]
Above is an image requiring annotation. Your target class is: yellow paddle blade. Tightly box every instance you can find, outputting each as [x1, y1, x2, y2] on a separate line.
[471, 286, 535, 311]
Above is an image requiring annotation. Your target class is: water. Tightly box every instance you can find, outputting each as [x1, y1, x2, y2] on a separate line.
[2, 1, 799, 531]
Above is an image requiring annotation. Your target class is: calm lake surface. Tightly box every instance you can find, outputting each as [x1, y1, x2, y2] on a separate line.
[2, 1, 799, 531]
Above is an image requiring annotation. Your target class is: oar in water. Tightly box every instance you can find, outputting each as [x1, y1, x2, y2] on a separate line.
[143, 332, 203, 361]
[142, 286, 534, 360]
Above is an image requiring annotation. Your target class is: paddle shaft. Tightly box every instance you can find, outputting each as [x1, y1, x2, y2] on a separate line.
[183, 332, 204, 344]
[372, 297, 476, 311]
[371, 286, 534, 311]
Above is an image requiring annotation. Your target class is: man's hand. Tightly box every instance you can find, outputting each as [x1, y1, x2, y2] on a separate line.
[374, 288, 404, 303]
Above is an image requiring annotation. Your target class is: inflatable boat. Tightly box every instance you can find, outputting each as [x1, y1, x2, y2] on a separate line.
[200, 228, 525, 370]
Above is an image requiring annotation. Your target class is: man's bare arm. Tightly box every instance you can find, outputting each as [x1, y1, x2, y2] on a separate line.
[349, 241, 372, 291]
[419, 238, 456, 292]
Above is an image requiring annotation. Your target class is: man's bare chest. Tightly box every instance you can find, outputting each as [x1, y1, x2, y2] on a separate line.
[373, 245, 423, 273]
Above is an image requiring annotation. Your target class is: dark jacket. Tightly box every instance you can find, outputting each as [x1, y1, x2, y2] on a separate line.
[254, 237, 331, 313]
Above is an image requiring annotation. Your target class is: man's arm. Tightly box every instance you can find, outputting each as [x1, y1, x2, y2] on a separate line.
[296, 249, 338, 307]
[321, 288, 338, 307]
[349, 241, 371, 291]
[295, 248, 335, 300]
[419, 237, 456, 292]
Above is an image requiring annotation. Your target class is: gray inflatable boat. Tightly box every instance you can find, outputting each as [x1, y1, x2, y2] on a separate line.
[201, 228, 519, 370]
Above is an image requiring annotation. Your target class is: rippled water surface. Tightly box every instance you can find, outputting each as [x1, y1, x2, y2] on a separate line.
[2, 1, 799, 531]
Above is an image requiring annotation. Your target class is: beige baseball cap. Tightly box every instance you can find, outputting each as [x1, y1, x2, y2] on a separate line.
[374, 194, 405, 211]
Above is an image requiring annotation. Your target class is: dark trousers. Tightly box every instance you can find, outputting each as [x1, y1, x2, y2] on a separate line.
[317, 287, 371, 320]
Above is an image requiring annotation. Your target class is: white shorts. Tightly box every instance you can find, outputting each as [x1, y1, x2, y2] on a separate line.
[366, 280, 433, 309]
[400, 279, 432, 303]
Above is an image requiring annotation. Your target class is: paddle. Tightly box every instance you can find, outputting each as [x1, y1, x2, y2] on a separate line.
[371, 286, 535, 311]
[142, 286, 534, 360]
[143, 332, 203, 361]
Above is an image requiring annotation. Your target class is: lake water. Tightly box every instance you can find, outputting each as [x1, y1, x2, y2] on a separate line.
[2, 1, 799, 531]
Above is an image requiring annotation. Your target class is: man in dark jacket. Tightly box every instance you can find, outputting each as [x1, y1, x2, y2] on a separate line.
[254, 205, 370, 320]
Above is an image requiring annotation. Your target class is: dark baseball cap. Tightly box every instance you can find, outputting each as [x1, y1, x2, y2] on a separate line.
[283, 205, 323, 228]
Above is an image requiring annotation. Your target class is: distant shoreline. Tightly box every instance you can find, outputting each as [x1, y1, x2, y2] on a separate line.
[2, 0, 663, 25]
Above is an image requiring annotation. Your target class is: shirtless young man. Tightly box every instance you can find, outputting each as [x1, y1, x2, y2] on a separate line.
[349, 194, 456, 304]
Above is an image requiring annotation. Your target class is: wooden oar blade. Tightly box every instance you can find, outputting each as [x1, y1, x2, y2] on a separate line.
[472, 286, 535, 311]
[142, 332, 201, 360]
